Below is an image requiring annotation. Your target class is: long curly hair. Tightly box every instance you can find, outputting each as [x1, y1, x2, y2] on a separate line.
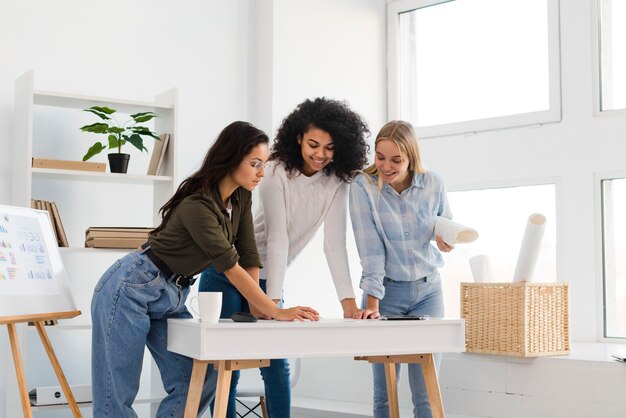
[269, 97, 369, 182]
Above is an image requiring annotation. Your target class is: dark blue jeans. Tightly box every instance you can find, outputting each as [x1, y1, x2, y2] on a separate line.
[199, 266, 291, 418]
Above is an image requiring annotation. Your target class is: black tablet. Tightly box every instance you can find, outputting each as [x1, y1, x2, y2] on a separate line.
[380, 314, 429, 321]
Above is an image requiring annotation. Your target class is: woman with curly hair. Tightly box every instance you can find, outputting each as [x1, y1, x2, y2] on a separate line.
[198, 97, 370, 418]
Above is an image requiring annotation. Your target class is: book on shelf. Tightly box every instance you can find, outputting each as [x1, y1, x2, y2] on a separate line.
[32, 158, 106, 173]
[147, 133, 170, 176]
[30, 199, 69, 247]
[85, 227, 152, 249]
[50, 202, 69, 247]
[85, 237, 147, 249]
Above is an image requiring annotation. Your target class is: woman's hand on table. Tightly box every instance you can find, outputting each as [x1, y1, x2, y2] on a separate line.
[353, 308, 380, 319]
[274, 306, 320, 322]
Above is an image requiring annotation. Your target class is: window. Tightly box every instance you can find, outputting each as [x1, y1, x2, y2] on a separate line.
[599, 0, 626, 111]
[440, 184, 557, 318]
[387, 0, 561, 138]
[601, 178, 626, 339]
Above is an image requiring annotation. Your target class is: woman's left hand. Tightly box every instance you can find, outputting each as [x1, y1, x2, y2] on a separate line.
[351, 308, 380, 319]
[250, 303, 271, 320]
[341, 298, 359, 318]
[435, 235, 455, 252]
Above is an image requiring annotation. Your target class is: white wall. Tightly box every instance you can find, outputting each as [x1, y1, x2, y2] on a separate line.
[255, 0, 387, 318]
[0, 1, 257, 417]
[2, 0, 625, 417]
[0, 0, 256, 201]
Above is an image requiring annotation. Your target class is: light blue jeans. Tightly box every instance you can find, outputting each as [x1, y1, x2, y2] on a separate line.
[366, 273, 444, 418]
[91, 248, 217, 418]
[199, 266, 291, 418]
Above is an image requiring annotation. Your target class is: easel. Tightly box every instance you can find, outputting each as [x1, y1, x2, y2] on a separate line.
[1, 310, 82, 418]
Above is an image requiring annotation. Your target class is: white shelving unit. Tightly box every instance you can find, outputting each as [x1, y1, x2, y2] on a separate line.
[4, 70, 178, 417]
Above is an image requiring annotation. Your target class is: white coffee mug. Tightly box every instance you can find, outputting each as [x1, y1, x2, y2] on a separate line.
[189, 292, 222, 323]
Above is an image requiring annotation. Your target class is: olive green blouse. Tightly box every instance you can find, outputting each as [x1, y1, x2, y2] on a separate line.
[148, 186, 262, 276]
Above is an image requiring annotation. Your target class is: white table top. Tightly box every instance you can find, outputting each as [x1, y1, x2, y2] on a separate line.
[167, 317, 465, 360]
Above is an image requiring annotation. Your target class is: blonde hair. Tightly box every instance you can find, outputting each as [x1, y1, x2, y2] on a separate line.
[363, 120, 424, 190]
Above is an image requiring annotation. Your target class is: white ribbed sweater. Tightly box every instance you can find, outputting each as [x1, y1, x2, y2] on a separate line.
[253, 161, 355, 300]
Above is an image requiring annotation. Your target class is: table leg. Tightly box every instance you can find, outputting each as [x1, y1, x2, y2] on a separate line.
[182, 359, 269, 418]
[383, 362, 400, 418]
[356, 353, 445, 418]
[213, 360, 233, 418]
[183, 359, 209, 418]
[421, 353, 444, 418]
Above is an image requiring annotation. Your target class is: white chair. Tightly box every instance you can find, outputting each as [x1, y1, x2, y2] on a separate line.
[234, 358, 301, 418]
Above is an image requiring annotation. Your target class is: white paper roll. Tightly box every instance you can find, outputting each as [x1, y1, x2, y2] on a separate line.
[512, 213, 546, 282]
[469, 254, 495, 283]
[434, 216, 479, 244]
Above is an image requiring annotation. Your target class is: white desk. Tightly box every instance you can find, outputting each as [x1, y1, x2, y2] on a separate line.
[167, 318, 465, 418]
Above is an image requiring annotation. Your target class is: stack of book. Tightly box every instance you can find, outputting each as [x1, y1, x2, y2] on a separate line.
[31, 200, 69, 247]
[85, 227, 152, 249]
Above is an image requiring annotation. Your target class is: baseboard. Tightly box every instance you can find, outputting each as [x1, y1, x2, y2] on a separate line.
[291, 406, 369, 418]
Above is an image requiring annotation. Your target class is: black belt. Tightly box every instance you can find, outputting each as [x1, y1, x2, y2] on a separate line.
[141, 243, 196, 289]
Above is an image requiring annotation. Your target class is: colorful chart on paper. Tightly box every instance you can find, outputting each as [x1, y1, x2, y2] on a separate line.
[0, 205, 76, 317]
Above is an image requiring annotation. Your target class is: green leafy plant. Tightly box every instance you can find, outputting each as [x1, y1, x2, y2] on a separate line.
[80, 106, 160, 161]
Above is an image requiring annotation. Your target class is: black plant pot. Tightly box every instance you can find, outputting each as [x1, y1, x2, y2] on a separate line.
[108, 153, 130, 174]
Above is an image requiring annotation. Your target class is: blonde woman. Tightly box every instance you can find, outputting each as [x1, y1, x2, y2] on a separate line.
[349, 120, 454, 418]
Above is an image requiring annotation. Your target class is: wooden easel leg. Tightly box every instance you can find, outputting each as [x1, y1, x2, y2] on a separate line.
[7, 323, 33, 418]
[34, 321, 82, 417]
[183, 359, 209, 418]
[421, 354, 445, 418]
[383, 363, 400, 418]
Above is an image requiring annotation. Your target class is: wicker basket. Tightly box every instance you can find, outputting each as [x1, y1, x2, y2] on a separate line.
[460, 282, 570, 357]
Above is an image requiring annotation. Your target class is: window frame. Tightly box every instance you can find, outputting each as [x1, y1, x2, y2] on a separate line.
[387, 0, 563, 138]
[595, 171, 626, 341]
[592, 0, 626, 117]
[442, 177, 562, 319]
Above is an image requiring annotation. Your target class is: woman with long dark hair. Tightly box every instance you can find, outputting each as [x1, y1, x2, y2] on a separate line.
[91, 121, 318, 418]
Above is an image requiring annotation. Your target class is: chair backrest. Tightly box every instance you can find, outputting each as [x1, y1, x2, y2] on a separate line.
[288, 358, 300, 389]
[236, 358, 300, 397]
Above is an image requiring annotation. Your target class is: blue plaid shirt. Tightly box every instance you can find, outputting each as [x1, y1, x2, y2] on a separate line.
[349, 171, 452, 300]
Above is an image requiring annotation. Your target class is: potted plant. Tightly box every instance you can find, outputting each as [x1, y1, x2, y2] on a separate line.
[80, 106, 160, 173]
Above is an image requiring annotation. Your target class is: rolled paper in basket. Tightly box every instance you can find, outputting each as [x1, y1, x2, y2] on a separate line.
[434, 216, 479, 244]
[512, 213, 546, 282]
[469, 254, 495, 283]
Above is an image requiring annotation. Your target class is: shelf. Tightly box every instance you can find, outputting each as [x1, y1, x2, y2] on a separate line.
[7, 71, 178, 415]
[34, 89, 174, 113]
[32, 168, 173, 183]
[59, 247, 135, 254]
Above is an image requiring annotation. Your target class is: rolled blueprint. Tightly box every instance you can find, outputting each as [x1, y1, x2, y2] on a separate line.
[469, 255, 495, 283]
[434, 216, 479, 244]
[512, 213, 546, 282]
